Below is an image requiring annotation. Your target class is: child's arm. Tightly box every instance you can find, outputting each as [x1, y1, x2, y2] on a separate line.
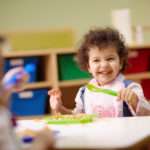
[2, 67, 29, 92]
[21, 128, 54, 150]
[118, 88, 138, 112]
[48, 88, 73, 115]
[118, 80, 150, 116]
[0, 67, 29, 107]
[136, 99, 150, 116]
[0, 68, 55, 150]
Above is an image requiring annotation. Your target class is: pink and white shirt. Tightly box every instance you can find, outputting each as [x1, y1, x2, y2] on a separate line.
[73, 74, 148, 117]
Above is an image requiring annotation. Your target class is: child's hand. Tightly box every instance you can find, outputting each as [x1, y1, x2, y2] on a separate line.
[118, 88, 138, 111]
[20, 128, 54, 150]
[32, 128, 54, 150]
[2, 67, 29, 91]
[48, 88, 62, 114]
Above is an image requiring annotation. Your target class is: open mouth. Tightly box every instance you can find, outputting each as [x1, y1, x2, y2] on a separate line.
[97, 71, 111, 75]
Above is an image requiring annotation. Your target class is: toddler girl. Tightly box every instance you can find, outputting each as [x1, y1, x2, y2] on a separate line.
[49, 27, 150, 117]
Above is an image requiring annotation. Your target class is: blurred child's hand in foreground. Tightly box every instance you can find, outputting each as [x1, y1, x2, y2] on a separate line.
[118, 88, 138, 111]
[31, 128, 54, 150]
[2, 67, 29, 91]
[48, 88, 62, 114]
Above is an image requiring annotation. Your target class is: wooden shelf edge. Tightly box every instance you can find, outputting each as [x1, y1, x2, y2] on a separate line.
[126, 72, 150, 80]
[128, 44, 150, 49]
[3, 45, 150, 58]
[23, 82, 51, 89]
[59, 72, 150, 87]
[3, 50, 50, 57]
[2, 48, 75, 58]
[59, 79, 89, 87]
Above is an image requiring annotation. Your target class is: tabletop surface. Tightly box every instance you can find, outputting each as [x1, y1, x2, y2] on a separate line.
[16, 116, 150, 149]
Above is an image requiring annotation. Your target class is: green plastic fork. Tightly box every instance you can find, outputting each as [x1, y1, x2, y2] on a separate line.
[87, 84, 118, 96]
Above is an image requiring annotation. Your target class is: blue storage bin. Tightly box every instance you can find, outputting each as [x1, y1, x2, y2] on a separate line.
[4, 57, 39, 82]
[9, 89, 48, 116]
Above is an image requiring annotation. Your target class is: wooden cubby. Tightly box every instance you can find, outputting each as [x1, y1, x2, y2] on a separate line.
[2, 45, 150, 108]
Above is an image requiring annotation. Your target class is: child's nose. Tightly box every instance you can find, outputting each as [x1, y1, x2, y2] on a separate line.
[100, 61, 109, 68]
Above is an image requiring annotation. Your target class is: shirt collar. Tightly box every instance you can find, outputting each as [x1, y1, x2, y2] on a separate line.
[89, 73, 125, 88]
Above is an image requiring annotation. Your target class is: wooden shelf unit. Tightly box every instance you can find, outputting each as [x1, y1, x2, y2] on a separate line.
[3, 47, 150, 88]
[2, 46, 150, 107]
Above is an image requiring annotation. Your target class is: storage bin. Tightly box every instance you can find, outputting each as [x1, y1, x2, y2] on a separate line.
[58, 54, 91, 80]
[141, 80, 150, 100]
[6, 29, 74, 50]
[9, 89, 48, 116]
[142, 52, 150, 100]
[125, 50, 150, 74]
[4, 57, 39, 82]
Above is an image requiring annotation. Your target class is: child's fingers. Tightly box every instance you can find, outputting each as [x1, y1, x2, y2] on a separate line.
[48, 88, 61, 96]
[49, 95, 62, 110]
[3, 67, 22, 82]
[127, 92, 138, 104]
[3, 67, 29, 91]
[34, 128, 54, 149]
[48, 89, 57, 95]
[48, 89, 54, 95]
[118, 88, 135, 102]
[118, 88, 126, 100]
[118, 88, 138, 111]
[124, 88, 131, 101]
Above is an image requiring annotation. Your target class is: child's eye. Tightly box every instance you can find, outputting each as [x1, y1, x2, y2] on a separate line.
[93, 59, 100, 62]
[107, 57, 115, 61]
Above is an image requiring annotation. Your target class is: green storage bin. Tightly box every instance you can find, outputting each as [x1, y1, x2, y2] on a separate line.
[58, 54, 91, 80]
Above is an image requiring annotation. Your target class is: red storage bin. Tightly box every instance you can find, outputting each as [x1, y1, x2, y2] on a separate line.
[125, 49, 150, 100]
[125, 49, 150, 74]
[141, 79, 150, 100]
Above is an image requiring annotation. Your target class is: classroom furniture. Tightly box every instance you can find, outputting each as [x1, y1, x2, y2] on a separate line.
[2, 28, 74, 50]
[17, 116, 150, 150]
[10, 89, 48, 116]
[1, 29, 76, 115]
[2, 44, 150, 113]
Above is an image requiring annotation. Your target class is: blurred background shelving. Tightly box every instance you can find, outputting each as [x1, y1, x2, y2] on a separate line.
[2, 45, 150, 113]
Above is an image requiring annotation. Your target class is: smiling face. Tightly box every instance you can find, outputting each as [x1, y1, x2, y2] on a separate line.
[88, 46, 121, 86]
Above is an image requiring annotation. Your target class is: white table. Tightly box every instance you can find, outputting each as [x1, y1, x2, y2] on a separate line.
[17, 116, 150, 149]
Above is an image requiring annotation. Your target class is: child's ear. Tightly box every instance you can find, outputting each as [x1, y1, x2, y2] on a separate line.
[87, 64, 92, 73]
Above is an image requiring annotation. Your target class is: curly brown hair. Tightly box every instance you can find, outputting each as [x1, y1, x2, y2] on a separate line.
[76, 27, 128, 73]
